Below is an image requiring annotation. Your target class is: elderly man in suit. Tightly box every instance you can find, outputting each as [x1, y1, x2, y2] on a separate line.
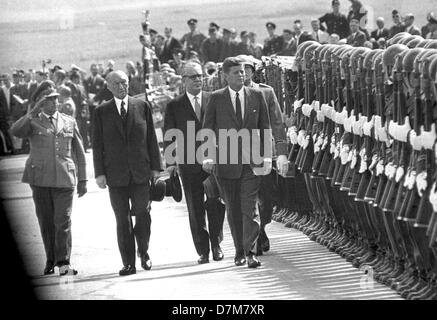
[92, 70, 162, 276]
[11, 80, 87, 276]
[238, 55, 289, 256]
[347, 18, 367, 47]
[164, 62, 226, 264]
[370, 17, 390, 41]
[202, 57, 273, 268]
[404, 13, 422, 36]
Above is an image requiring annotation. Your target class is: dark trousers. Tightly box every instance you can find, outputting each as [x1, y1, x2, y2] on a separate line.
[218, 165, 261, 256]
[31, 186, 74, 266]
[180, 170, 225, 256]
[257, 171, 279, 244]
[77, 117, 89, 150]
[108, 182, 151, 267]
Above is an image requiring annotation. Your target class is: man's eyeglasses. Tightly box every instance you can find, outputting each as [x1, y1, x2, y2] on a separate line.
[184, 74, 203, 80]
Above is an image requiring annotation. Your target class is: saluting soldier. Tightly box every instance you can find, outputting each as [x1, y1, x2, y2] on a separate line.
[263, 22, 284, 56]
[10, 80, 87, 276]
[180, 18, 207, 60]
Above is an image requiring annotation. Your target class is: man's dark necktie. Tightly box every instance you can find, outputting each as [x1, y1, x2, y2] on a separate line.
[235, 92, 242, 127]
[120, 101, 127, 120]
[49, 116, 55, 130]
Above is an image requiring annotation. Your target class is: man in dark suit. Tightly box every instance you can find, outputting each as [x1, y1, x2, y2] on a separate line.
[347, 18, 367, 47]
[238, 55, 289, 256]
[404, 13, 422, 36]
[160, 27, 182, 64]
[11, 80, 87, 276]
[202, 57, 273, 268]
[370, 17, 390, 41]
[164, 62, 226, 264]
[92, 70, 162, 276]
[280, 29, 297, 56]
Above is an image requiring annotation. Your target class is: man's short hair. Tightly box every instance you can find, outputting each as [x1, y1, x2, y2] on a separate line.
[283, 29, 293, 34]
[222, 57, 243, 74]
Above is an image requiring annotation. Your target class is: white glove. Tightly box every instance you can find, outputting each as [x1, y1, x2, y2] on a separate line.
[302, 103, 313, 117]
[287, 126, 298, 145]
[294, 98, 304, 113]
[416, 171, 428, 197]
[363, 116, 375, 137]
[297, 130, 306, 146]
[428, 182, 437, 212]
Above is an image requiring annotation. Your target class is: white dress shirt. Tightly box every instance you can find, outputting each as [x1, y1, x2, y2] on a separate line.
[186, 91, 202, 113]
[114, 96, 129, 115]
[42, 111, 59, 129]
[228, 86, 245, 119]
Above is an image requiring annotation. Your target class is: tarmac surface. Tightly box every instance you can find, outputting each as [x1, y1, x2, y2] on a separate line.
[0, 153, 402, 300]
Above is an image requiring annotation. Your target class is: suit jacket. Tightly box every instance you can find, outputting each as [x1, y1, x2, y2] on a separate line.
[280, 38, 297, 56]
[202, 86, 272, 179]
[160, 37, 182, 63]
[347, 30, 367, 47]
[92, 96, 162, 187]
[371, 28, 390, 40]
[251, 82, 287, 157]
[11, 112, 86, 188]
[406, 25, 421, 36]
[164, 91, 210, 175]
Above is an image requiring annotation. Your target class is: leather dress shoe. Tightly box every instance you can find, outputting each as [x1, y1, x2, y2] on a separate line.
[247, 254, 261, 268]
[119, 265, 136, 276]
[198, 254, 209, 264]
[59, 264, 78, 276]
[43, 261, 55, 275]
[141, 254, 152, 270]
[234, 255, 246, 266]
[212, 247, 224, 261]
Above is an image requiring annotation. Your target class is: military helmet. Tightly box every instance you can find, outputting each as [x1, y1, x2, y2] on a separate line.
[363, 49, 383, 71]
[383, 44, 409, 67]
[296, 41, 319, 59]
[402, 48, 425, 73]
[417, 39, 434, 48]
[424, 41, 437, 49]
[393, 49, 409, 74]
[421, 54, 437, 78]
[413, 49, 437, 74]
[405, 36, 424, 48]
[398, 35, 418, 45]
[388, 32, 410, 45]
[349, 47, 371, 67]
[303, 42, 321, 63]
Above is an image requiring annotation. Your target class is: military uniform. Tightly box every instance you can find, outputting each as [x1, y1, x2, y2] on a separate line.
[318, 12, 350, 39]
[11, 106, 86, 272]
[180, 31, 207, 58]
[263, 35, 284, 56]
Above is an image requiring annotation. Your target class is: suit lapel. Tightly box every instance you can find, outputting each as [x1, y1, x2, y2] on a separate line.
[183, 93, 199, 123]
[242, 86, 250, 127]
[225, 87, 240, 127]
[126, 97, 135, 137]
[200, 91, 210, 124]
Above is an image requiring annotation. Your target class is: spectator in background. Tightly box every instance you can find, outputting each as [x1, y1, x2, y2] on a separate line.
[53, 69, 67, 88]
[311, 19, 330, 44]
[201, 24, 223, 63]
[371, 17, 390, 41]
[58, 85, 76, 118]
[280, 29, 297, 56]
[103, 60, 115, 79]
[220, 28, 239, 61]
[0, 83, 13, 154]
[425, 12, 437, 39]
[236, 31, 251, 55]
[404, 13, 421, 36]
[263, 22, 284, 55]
[347, 18, 366, 47]
[160, 27, 182, 63]
[180, 18, 207, 60]
[126, 61, 145, 96]
[421, 12, 434, 38]
[293, 20, 305, 45]
[10, 71, 29, 123]
[248, 32, 263, 59]
[389, 9, 405, 38]
[168, 48, 186, 75]
[329, 33, 340, 44]
[230, 28, 238, 42]
[319, 0, 350, 39]
[347, 0, 369, 38]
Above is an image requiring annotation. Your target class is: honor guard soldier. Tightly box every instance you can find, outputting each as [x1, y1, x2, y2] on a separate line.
[10, 80, 87, 276]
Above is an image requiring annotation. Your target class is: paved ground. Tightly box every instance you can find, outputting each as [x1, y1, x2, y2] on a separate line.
[0, 154, 402, 300]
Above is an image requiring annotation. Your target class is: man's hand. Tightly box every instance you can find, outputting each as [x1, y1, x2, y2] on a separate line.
[151, 170, 160, 178]
[276, 155, 289, 177]
[166, 165, 178, 177]
[96, 175, 107, 189]
[77, 180, 87, 197]
[28, 97, 45, 118]
[202, 160, 214, 174]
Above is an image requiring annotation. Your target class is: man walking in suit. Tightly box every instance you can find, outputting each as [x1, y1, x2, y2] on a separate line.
[238, 55, 289, 256]
[92, 71, 162, 276]
[202, 57, 273, 268]
[347, 18, 367, 47]
[164, 62, 226, 264]
[11, 80, 87, 276]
